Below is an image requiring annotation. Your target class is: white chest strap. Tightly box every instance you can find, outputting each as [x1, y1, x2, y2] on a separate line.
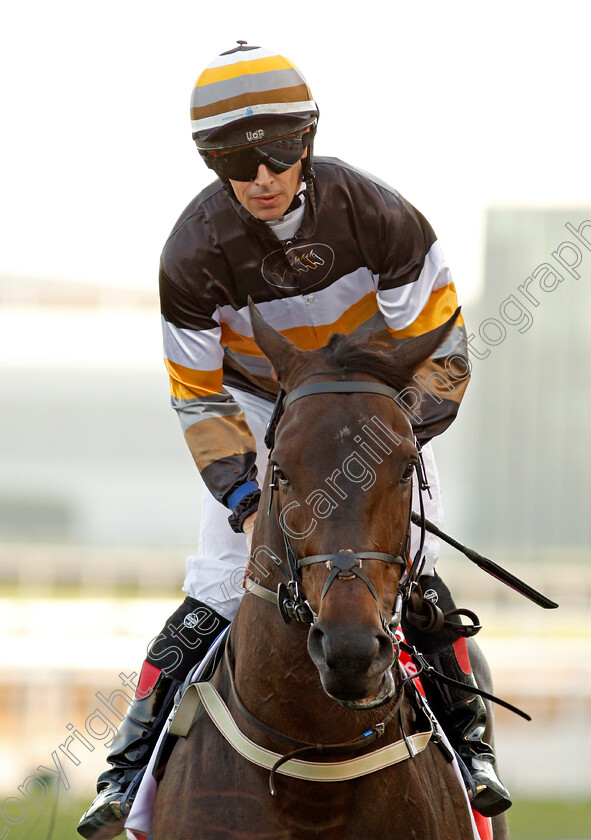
[169, 681, 432, 783]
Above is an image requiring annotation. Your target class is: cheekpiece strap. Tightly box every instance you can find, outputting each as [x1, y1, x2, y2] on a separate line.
[264, 388, 286, 450]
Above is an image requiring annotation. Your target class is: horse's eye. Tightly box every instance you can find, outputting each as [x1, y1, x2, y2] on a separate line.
[400, 462, 416, 484]
[273, 466, 291, 487]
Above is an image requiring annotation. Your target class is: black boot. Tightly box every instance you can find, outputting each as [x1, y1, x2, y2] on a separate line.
[77, 667, 180, 839]
[423, 641, 512, 817]
[77, 596, 230, 839]
[402, 572, 511, 818]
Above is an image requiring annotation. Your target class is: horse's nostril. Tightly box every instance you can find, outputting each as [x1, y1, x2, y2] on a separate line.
[377, 631, 395, 661]
[307, 624, 325, 659]
[308, 623, 347, 670]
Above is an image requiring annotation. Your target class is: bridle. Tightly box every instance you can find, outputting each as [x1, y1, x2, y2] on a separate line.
[222, 376, 532, 793]
[250, 378, 431, 636]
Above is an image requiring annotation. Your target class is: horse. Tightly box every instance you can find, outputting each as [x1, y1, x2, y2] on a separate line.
[152, 303, 507, 840]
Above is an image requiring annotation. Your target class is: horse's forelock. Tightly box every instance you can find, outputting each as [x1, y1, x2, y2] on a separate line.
[320, 332, 411, 392]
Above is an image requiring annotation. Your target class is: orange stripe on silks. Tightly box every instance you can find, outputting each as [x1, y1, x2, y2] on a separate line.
[473, 811, 493, 840]
[221, 291, 380, 356]
[184, 415, 256, 472]
[387, 284, 464, 339]
[219, 325, 264, 357]
[283, 291, 379, 350]
[196, 55, 296, 87]
[165, 359, 223, 398]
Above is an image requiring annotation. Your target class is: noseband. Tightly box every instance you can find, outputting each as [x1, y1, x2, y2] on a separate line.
[259, 379, 429, 631]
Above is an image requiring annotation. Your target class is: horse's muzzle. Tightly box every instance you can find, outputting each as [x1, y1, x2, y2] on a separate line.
[307, 621, 395, 706]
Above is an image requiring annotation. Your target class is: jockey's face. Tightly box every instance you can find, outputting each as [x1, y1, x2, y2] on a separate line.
[229, 152, 306, 222]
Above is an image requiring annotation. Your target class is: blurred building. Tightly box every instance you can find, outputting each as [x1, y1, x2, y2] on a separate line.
[435, 206, 591, 559]
[0, 276, 201, 560]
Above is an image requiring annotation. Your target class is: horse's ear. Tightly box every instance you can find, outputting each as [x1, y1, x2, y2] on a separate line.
[393, 308, 462, 383]
[248, 298, 303, 383]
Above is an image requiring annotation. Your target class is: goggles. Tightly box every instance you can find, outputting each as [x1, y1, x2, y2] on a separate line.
[201, 132, 307, 182]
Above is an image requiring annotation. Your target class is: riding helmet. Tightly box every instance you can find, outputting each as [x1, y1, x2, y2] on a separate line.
[190, 42, 319, 179]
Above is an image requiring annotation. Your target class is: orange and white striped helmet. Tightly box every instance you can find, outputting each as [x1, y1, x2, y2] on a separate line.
[191, 42, 319, 151]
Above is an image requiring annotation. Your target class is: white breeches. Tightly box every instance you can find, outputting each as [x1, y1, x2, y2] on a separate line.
[182, 388, 443, 620]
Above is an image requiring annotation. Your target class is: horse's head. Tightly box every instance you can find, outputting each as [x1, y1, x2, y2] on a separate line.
[249, 300, 459, 709]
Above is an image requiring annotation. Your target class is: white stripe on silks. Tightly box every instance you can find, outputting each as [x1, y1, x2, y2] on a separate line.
[162, 316, 223, 370]
[216, 267, 377, 338]
[377, 240, 453, 331]
[200, 47, 277, 71]
[191, 99, 318, 133]
[172, 395, 246, 434]
[169, 681, 432, 782]
[195, 68, 307, 109]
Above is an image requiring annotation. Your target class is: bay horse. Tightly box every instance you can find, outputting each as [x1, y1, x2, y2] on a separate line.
[152, 304, 505, 840]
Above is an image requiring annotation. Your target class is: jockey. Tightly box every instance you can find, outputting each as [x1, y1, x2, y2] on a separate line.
[78, 42, 511, 839]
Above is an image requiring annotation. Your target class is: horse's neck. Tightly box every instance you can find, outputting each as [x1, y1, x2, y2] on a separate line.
[231, 590, 318, 708]
[233, 522, 314, 700]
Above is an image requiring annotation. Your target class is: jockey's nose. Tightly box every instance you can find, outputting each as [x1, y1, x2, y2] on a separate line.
[253, 164, 274, 184]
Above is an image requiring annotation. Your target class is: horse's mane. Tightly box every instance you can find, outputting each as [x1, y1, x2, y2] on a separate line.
[321, 332, 412, 391]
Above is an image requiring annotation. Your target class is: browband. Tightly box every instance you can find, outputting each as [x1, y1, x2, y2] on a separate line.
[283, 381, 401, 410]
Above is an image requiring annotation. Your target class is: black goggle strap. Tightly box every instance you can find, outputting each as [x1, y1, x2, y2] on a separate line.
[260, 132, 305, 155]
[203, 134, 305, 180]
[201, 149, 223, 173]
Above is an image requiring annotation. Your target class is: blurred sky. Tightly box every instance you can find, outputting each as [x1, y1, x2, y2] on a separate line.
[2, 0, 590, 306]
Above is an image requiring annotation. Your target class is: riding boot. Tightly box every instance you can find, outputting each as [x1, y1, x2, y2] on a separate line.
[422, 639, 512, 817]
[77, 666, 180, 839]
[77, 596, 230, 839]
[401, 572, 511, 818]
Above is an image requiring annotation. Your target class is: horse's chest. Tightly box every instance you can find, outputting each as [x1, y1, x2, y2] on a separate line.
[153, 732, 473, 840]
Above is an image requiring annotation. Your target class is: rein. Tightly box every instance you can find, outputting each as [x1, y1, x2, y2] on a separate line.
[169, 675, 434, 794]
[222, 641, 409, 795]
[168, 636, 436, 797]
